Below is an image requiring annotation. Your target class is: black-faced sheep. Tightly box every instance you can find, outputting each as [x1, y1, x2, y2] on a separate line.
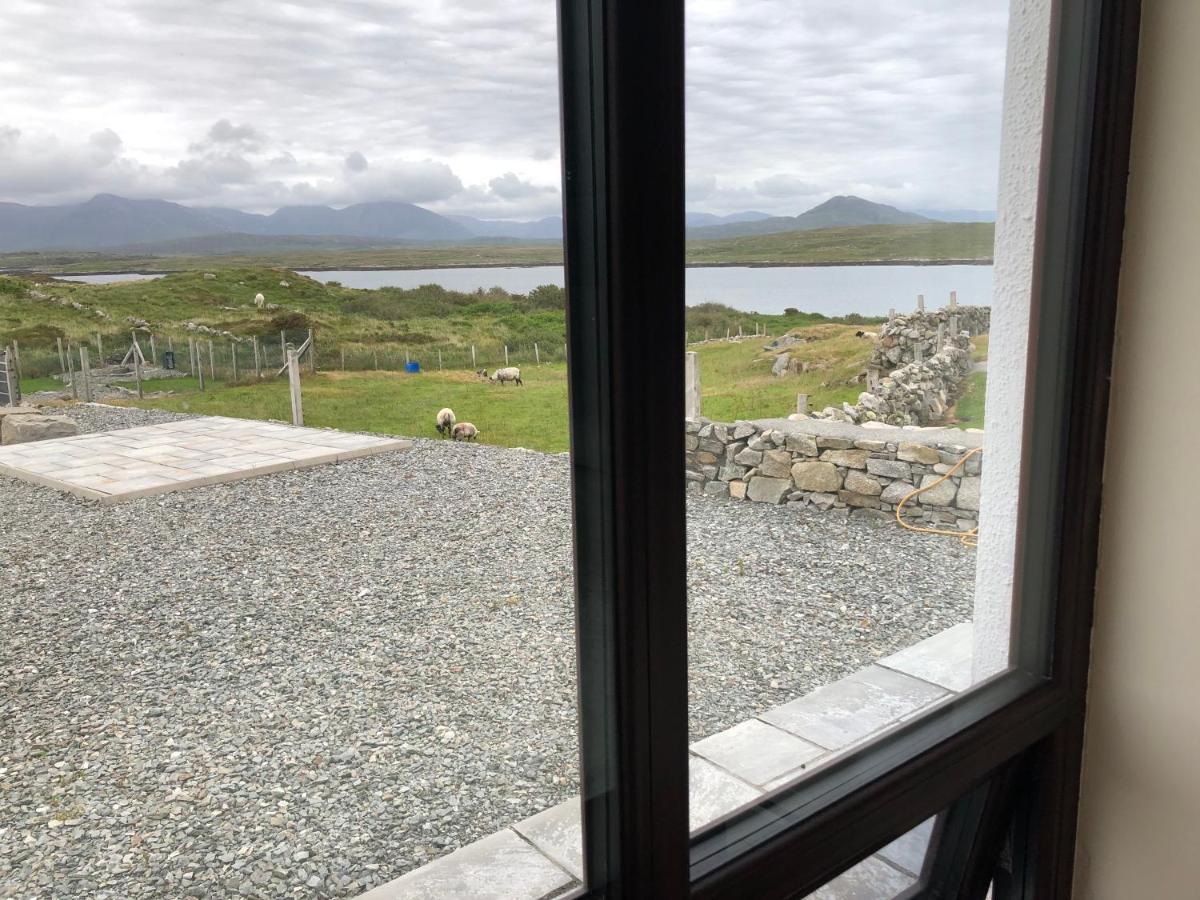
[489, 366, 523, 386]
[452, 422, 479, 442]
[435, 407, 456, 437]
[855, 330, 879, 339]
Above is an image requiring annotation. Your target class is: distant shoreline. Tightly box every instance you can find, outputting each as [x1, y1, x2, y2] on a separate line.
[23, 258, 994, 277]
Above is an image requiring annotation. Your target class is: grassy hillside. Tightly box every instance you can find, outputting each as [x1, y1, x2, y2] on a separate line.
[0, 267, 881, 379]
[686, 222, 995, 266]
[0, 266, 988, 448]
[0, 221, 994, 274]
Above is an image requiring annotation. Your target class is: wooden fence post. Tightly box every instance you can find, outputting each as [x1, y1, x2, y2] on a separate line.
[287, 344, 303, 426]
[684, 351, 701, 419]
[208, 340, 215, 381]
[437, 348, 443, 370]
[96, 333, 103, 362]
[373, 350, 379, 371]
[231, 342, 239, 382]
[79, 346, 93, 402]
[307, 329, 315, 374]
[131, 334, 143, 399]
[253, 337, 261, 379]
[65, 343, 78, 400]
[149, 334, 157, 366]
[534, 342, 540, 365]
[56, 337, 66, 377]
[471, 345, 476, 368]
[504, 345, 509, 366]
[341, 348, 346, 371]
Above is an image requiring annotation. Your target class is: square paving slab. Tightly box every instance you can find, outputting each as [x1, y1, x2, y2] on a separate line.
[0, 415, 410, 504]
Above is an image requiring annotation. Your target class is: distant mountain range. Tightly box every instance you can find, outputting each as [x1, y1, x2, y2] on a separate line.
[686, 196, 938, 239]
[0, 193, 994, 254]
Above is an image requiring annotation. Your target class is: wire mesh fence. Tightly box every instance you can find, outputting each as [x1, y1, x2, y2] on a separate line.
[4, 330, 568, 395]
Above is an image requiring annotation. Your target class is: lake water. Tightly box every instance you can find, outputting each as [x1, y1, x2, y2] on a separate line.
[54, 264, 994, 317]
[301, 265, 993, 317]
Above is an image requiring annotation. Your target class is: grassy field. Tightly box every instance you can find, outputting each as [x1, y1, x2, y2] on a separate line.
[1, 260, 989, 447]
[953, 370, 988, 428]
[129, 368, 574, 451]
[0, 222, 994, 275]
[686, 222, 995, 266]
[114, 326, 879, 452]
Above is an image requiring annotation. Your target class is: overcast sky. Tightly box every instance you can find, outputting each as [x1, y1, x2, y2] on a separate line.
[0, 0, 1009, 219]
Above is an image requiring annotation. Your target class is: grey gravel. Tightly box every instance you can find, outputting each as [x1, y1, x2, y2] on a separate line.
[0, 406, 975, 898]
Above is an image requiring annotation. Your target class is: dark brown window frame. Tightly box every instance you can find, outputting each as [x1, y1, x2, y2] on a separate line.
[555, 0, 1141, 896]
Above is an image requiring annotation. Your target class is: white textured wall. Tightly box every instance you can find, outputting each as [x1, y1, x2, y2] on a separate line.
[971, 0, 1052, 682]
[1074, 3, 1200, 895]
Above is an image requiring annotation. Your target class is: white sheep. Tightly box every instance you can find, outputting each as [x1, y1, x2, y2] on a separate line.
[452, 422, 479, 442]
[435, 407, 456, 437]
[489, 366, 523, 386]
[254, 293, 265, 308]
[279, 280, 290, 288]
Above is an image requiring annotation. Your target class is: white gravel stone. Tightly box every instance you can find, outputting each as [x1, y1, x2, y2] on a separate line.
[0, 406, 976, 898]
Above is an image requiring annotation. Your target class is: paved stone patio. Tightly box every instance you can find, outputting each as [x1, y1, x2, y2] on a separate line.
[0, 415, 410, 503]
[359, 623, 974, 899]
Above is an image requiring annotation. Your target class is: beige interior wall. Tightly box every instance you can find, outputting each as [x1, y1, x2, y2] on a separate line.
[1073, 2, 1200, 896]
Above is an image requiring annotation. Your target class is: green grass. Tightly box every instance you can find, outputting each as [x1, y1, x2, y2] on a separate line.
[694, 326, 869, 421]
[686, 223, 995, 266]
[953, 371, 987, 429]
[120, 325, 879, 451]
[129, 367, 573, 452]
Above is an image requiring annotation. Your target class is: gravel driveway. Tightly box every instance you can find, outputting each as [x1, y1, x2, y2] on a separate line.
[0, 406, 976, 898]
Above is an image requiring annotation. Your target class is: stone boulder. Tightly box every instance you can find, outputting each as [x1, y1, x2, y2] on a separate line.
[746, 476, 791, 504]
[791, 461, 843, 492]
[1, 414, 79, 445]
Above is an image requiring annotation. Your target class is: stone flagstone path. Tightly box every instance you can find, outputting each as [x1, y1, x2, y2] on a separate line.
[0, 414, 410, 503]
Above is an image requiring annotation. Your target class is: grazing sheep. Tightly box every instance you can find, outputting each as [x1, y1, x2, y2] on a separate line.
[435, 407, 456, 437]
[254, 293, 265, 308]
[489, 366, 523, 386]
[855, 330, 879, 339]
[279, 280, 290, 288]
[452, 422, 479, 442]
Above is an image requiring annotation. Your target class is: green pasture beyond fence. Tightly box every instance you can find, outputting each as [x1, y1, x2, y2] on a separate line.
[4, 330, 569, 386]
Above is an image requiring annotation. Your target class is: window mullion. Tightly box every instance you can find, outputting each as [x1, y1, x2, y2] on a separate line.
[558, 0, 690, 896]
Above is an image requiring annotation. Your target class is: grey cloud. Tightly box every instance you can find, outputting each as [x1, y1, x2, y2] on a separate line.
[755, 174, 819, 198]
[203, 119, 264, 150]
[344, 151, 369, 173]
[0, 0, 1009, 216]
[488, 172, 553, 201]
[88, 129, 123, 165]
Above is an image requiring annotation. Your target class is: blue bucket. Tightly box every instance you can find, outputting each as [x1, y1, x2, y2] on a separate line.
[405, 361, 421, 373]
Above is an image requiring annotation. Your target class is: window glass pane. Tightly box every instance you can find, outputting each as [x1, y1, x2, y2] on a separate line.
[806, 816, 935, 899]
[685, 0, 1048, 830]
[0, 2, 582, 898]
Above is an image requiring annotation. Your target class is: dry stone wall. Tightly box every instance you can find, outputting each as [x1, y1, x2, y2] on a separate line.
[817, 332, 974, 426]
[686, 418, 983, 531]
[868, 306, 990, 373]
